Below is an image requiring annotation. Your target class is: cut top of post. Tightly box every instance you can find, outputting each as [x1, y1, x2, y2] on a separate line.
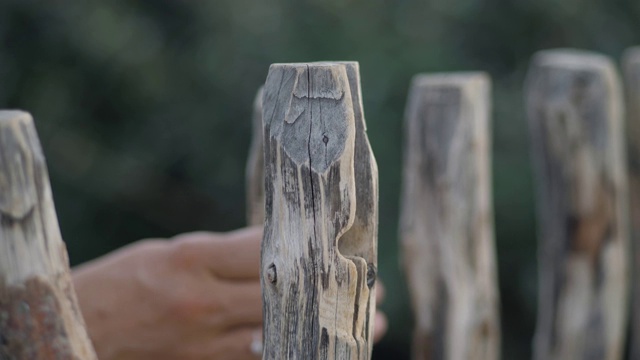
[526, 49, 622, 111]
[263, 62, 354, 174]
[0, 111, 41, 222]
[532, 49, 615, 70]
[410, 72, 490, 87]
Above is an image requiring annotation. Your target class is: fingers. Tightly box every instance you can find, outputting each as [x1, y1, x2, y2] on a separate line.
[210, 281, 263, 329]
[209, 226, 263, 280]
[209, 327, 263, 360]
[374, 281, 387, 343]
[183, 327, 262, 360]
[171, 226, 263, 280]
[373, 311, 388, 344]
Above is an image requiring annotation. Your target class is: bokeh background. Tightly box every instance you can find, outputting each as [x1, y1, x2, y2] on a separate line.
[1, 1, 638, 358]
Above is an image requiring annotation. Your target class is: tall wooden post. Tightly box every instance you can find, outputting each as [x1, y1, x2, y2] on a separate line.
[260, 62, 378, 359]
[623, 46, 640, 360]
[399, 73, 500, 360]
[525, 49, 629, 360]
[0, 111, 97, 359]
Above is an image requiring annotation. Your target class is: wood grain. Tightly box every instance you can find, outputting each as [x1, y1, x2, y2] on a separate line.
[525, 49, 629, 360]
[0, 111, 97, 359]
[623, 46, 640, 360]
[399, 73, 500, 360]
[261, 62, 378, 359]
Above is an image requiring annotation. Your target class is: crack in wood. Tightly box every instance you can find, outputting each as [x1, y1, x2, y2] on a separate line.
[259, 62, 377, 359]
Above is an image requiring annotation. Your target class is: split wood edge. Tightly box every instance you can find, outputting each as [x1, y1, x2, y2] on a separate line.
[526, 49, 629, 360]
[247, 86, 265, 226]
[399, 73, 500, 360]
[260, 62, 378, 360]
[623, 46, 640, 360]
[0, 111, 97, 359]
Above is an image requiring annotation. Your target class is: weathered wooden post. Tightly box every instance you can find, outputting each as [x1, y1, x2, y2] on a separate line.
[0, 111, 97, 359]
[247, 86, 265, 226]
[525, 49, 629, 360]
[260, 62, 378, 359]
[623, 46, 640, 360]
[399, 73, 500, 360]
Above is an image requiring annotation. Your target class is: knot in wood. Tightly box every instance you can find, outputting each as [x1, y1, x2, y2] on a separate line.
[266, 263, 277, 284]
[366, 264, 376, 289]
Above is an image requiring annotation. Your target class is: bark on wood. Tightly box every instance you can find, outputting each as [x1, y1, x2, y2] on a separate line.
[399, 73, 500, 360]
[0, 111, 97, 359]
[623, 46, 640, 360]
[525, 49, 629, 360]
[247, 86, 265, 226]
[261, 62, 378, 360]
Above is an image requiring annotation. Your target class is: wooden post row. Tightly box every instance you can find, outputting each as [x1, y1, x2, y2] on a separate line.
[257, 62, 378, 359]
[0, 111, 97, 359]
[623, 47, 640, 360]
[525, 50, 629, 360]
[399, 73, 501, 360]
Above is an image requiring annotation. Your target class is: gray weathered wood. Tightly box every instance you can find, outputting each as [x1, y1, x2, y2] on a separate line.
[399, 73, 500, 360]
[247, 86, 265, 226]
[623, 46, 640, 360]
[261, 62, 378, 360]
[525, 49, 629, 360]
[0, 111, 98, 359]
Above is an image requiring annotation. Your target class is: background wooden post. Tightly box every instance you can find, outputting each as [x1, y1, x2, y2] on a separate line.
[246, 86, 265, 226]
[0, 111, 97, 359]
[623, 46, 640, 360]
[525, 50, 629, 360]
[260, 62, 378, 359]
[399, 73, 500, 360]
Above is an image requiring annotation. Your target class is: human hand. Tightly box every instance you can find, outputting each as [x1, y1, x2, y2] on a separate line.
[73, 227, 264, 360]
[72, 226, 387, 360]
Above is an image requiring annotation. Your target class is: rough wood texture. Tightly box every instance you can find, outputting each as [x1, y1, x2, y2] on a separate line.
[247, 86, 265, 226]
[261, 62, 378, 360]
[623, 46, 640, 360]
[525, 50, 629, 360]
[0, 111, 97, 359]
[399, 73, 500, 360]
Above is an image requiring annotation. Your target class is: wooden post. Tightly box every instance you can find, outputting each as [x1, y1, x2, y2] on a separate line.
[525, 49, 629, 360]
[260, 62, 378, 359]
[0, 111, 97, 359]
[623, 46, 640, 360]
[247, 86, 265, 226]
[399, 73, 500, 360]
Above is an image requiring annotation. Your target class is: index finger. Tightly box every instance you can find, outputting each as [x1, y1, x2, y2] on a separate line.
[174, 226, 263, 280]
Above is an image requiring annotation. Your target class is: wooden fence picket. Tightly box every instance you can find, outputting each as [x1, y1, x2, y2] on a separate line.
[525, 49, 629, 360]
[0, 111, 97, 359]
[260, 62, 378, 359]
[399, 73, 500, 360]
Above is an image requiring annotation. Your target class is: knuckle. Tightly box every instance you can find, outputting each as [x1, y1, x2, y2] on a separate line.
[167, 293, 203, 320]
[169, 240, 200, 269]
[165, 289, 225, 322]
[133, 238, 164, 253]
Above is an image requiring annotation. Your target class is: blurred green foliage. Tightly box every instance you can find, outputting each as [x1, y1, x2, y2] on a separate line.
[1, 0, 638, 358]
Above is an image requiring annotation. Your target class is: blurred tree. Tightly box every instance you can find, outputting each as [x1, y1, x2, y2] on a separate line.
[1, 0, 638, 357]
